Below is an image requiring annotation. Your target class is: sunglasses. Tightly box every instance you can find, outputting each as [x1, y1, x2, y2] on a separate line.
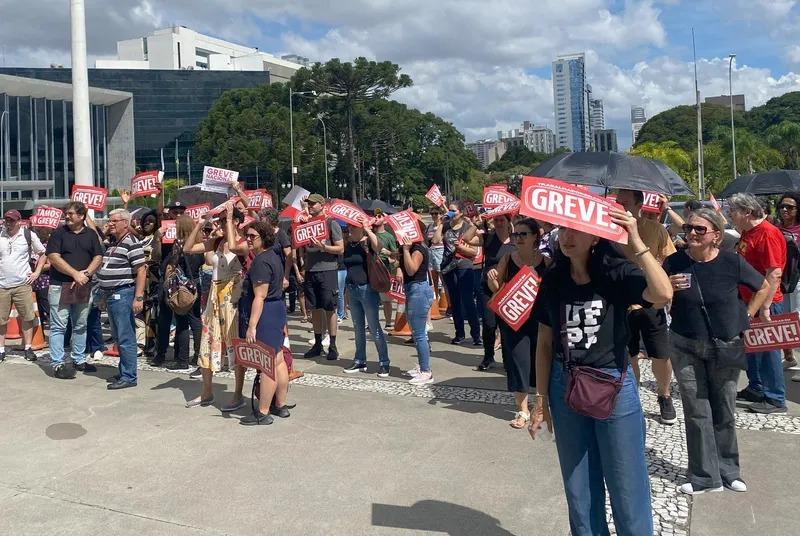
[245, 233, 260, 240]
[682, 224, 712, 236]
[511, 231, 534, 240]
[778, 204, 797, 211]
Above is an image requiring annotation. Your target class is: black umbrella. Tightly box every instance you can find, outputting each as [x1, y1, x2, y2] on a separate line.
[531, 151, 693, 196]
[358, 199, 399, 214]
[719, 170, 800, 197]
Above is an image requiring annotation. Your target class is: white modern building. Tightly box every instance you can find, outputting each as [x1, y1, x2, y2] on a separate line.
[593, 129, 619, 152]
[552, 53, 590, 152]
[467, 139, 507, 169]
[95, 26, 304, 83]
[497, 122, 556, 155]
[589, 98, 605, 132]
[631, 105, 647, 144]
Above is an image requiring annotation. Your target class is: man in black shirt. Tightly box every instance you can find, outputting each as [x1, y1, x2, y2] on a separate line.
[46, 201, 104, 379]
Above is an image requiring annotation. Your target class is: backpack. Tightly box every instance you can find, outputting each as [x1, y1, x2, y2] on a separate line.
[780, 230, 800, 294]
[164, 242, 198, 315]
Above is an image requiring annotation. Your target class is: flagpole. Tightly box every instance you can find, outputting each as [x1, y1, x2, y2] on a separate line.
[693, 28, 705, 200]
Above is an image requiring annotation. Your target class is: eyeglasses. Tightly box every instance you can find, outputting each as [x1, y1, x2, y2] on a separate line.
[778, 204, 798, 211]
[245, 233, 260, 240]
[682, 224, 711, 235]
[511, 231, 534, 240]
[108, 219, 125, 225]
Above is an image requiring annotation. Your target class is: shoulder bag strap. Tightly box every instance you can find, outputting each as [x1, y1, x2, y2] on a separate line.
[559, 301, 572, 366]
[690, 264, 716, 339]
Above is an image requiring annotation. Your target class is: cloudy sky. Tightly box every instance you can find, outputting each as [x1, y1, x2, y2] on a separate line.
[3, 0, 800, 149]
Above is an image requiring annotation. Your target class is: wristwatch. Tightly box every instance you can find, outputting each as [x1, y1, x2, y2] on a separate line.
[135, 296, 144, 302]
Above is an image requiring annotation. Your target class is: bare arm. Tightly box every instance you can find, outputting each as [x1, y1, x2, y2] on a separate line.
[529, 323, 554, 440]
[246, 282, 269, 342]
[363, 225, 381, 253]
[48, 253, 86, 283]
[759, 267, 782, 318]
[132, 264, 147, 314]
[747, 279, 772, 319]
[184, 218, 209, 254]
[487, 254, 509, 293]
[401, 247, 424, 277]
[86, 255, 103, 276]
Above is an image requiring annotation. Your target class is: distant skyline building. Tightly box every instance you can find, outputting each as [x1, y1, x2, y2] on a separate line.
[552, 53, 590, 152]
[467, 139, 507, 168]
[593, 129, 619, 152]
[95, 25, 304, 83]
[631, 105, 647, 144]
[495, 122, 556, 155]
[704, 94, 746, 112]
[589, 98, 605, 132]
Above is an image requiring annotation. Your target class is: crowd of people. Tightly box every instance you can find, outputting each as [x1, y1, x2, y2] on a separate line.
[1, 183, 798, 535]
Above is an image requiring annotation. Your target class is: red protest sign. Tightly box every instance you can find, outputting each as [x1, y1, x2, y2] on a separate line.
[462, 201, 478, 218]
[185, 203, 211, 221]
[641, 192, 663, 214]
[520, 176, 628, 244]
[263, 191, 274, 209]
[388, 276, 406, 303]
[483, 187, 519, 208]
[425, 184, 446, 208]
[246, 189, 265, 210]
[71, 185, 108, 211]
[710, 194, 721, 213]
[130, 170, 162, 199]
[385, 210, 423, 243]
[240, 215, 255, 227]
[160, 220, 177, 244]
[31, 206, 62, 229]
[327, 199, 368, 226]
[292, 216, 329, 248]
[487, 265, 541, 331]
[473, 246, 484, 266]
[744, 312, 800, 353]
[482, 201, 520, 220]
[232, 338, 277, 380]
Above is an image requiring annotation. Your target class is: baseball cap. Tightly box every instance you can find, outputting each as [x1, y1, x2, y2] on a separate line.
[306, 193, 326, 205]
[167, 201, 185, 210]
[4, 210, 21, 221]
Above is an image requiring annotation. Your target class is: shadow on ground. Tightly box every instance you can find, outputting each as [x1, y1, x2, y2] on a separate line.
[371, 500, 516, 536]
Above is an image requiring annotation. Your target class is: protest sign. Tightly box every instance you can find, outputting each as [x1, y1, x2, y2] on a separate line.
[130, 170, 163, 199]
[486, 183, 508, 191]
[327, 199, 368, 226]
[481, 201, 520, 220]
[709, 193, 721, 213]
[185, 203, 211, 221]
[282, 185, 311, 210]
[388, 276, 406, 304]
[520, 176, 628, 244]
[241, 215, 255, 227]
[641, 192, 663, 214]
[487, 265, 541, 331]
[473, 246, 484, 266]
[483, 187, 519, 208]
[262, 191, 274, 209]
[292, 216, 329, 248]
[461, 200, 478, 218]
[246, 190, 266, 210]
[201, 166, 238, 194]
[31, 206, 62, 229]
[744, 312, 800, 353]
[160, 220, 177, 244]
[232, 338, 277, 380]
[425, 184, 446, 208]
[385, 210, 423, 243]
[71, 185, 108, 211]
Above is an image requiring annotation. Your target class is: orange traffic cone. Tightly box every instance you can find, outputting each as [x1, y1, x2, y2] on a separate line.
[29, 292, 46, 350]
[429, 287, 445, 320]
[390, 306, 412, 337]
[5, 305, 21, 339]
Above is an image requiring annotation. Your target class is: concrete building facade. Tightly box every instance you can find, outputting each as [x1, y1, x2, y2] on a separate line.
[552, 53, 589, 152]
[631, 105, 647, 144]
[593, 129, 619, 152]
[704, 94, 746, 112]
[467, 139, 507, 169]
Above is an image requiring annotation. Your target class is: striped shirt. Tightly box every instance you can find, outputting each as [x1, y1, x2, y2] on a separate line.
[96, 234, 146, 290]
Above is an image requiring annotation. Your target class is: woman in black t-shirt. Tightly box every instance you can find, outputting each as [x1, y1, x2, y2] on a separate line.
[664, 208, 769, 495]
[529, 209, 673, 536]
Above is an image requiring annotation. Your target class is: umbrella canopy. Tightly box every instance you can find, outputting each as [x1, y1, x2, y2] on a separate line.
[719, 170, 800, 197]
[531, 151, 693, 196]
[358, 199, 399, 214]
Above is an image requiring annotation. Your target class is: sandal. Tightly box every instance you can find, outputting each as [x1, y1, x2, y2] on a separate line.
[510, 411, 530, 429]
[185, 396, 214, 408]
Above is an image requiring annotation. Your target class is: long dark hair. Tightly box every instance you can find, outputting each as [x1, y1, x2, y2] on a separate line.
[779, 191, 800, 226]
[553, 237, 628, 282]
[514, 217, 542, 250]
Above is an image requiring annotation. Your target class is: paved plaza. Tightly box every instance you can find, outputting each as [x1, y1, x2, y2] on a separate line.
[1, 313, 799, 535]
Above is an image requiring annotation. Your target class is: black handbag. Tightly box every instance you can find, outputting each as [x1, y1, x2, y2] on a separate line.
[692, 266, 747, 370]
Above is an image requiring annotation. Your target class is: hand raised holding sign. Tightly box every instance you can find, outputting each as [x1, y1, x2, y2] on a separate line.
[398, 234, 413, 249]
[609, 208, 645, 253]
[120, 189, 130, 206]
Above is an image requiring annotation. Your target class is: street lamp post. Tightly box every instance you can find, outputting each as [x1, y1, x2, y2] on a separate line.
[288, 88, 316, 187]
[317, 115, 329, 198]
[729, 53, 737, 179]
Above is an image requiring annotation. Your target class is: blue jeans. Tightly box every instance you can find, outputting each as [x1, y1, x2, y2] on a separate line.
[549, 363, 652, 536]
[443, 268, 480, 340]
[348, 283, 389, 365]
[337, 269, 347, 320]
[745, 302, 786, 407]
[48, 284, 90, 366]
[405, 281, 434, 372]
[106, 286, 138, 383]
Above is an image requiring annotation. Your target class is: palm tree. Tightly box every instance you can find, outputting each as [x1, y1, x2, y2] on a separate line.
[766, 120, 800, 169]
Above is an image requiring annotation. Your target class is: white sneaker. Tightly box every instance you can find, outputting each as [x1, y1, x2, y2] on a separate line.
[409, 371, 434, 385]
[306, 334, 331, 348]
[678, 483, 723, 495]
[404, 366, 421, 378]
[724, 479, 747, 492]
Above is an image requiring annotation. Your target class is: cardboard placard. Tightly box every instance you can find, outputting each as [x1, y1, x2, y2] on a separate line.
[240, 215, 255, 227]
[461, 201, 478, 218]
[201, 166, 238, 194]
[31, 206, 62, 229]
[185, 203, 211, 221]
[232, 338, 277, 380]
[641, 192, 663, 214]
[130, 170, 163, 199]
[71, 185, 108, 211]
[425, 184, 446, 208]
[481, 201, 520, 220]
[327, 199, 368, 227]
[388, 276, 406, 303]
[385, 210, 423, 243]
[520, 176, 628, 244]
[262, 191, 274, 209]
[473, 246, 484, 266]
[744, 313, 800, 353]
[483, 187, 519, 208]
[282, 185, 311, 210]
[487, 265, 541, 331]
[291, 217, 329, 248]
[246, 189, 266, 210]
[160, 220, 177, 244]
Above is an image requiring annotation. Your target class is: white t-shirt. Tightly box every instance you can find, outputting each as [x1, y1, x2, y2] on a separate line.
[0, 227, 46, 289]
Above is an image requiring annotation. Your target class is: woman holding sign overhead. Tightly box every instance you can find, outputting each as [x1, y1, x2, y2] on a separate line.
[487, 218, 550, 429]
[664, 208, 769, 495]
[529, 207, 672, 536]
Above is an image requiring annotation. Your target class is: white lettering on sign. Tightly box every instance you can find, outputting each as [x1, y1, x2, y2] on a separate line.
[387, 210, 422, 242]
[185, 204, 211, 220]
[745, 321, 800, 347]
[641, 192, 662, 214]
[233, 339, 276, 379]
[295, 220, 325, 242]
[328, 200, 367, 225]
[527, 188, 615, 229]
[133, 176, 160, 194]
[204, 167, 237, 181]
[499, 276, 539, 322]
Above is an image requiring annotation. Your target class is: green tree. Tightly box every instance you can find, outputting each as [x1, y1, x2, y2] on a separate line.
[634, 104, 741, 152]
[766, 120, 800, 169]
